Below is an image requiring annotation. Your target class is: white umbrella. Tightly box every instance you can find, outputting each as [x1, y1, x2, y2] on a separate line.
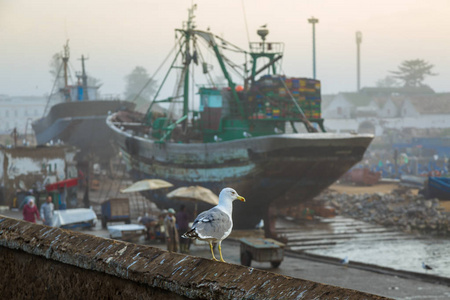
[120, 179, 173, 193]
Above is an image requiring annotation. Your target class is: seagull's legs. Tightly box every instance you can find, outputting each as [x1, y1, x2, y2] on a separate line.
[218, 241, 226, 262]
[209, 242, 218, 261]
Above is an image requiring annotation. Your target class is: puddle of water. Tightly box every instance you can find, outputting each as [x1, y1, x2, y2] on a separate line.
[307, 234, 450, 277]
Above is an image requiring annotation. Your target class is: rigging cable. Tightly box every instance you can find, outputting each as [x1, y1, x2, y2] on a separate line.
[194, 40, 215, 87]
[42, 62, 64, 117]
[196, 37, 246, 85]
[241, 0, 251, 46]
[131, 40, 180, 103]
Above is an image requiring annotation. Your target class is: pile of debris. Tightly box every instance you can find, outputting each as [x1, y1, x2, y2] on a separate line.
[317, 188, 450, 236]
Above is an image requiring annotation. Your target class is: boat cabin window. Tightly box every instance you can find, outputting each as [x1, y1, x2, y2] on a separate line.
[200, 91, 222, 111]
[199, 88, 224, 131]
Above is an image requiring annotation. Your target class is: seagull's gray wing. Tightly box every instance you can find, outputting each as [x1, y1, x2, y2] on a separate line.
[191, 207, 232, 240]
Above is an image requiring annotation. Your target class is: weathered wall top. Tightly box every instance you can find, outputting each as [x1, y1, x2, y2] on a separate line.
[0, 216, 388, 299]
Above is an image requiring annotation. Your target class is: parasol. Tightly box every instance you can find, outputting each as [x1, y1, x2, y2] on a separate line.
[166, 185, 219, 215]
[120, 179, 173, 193]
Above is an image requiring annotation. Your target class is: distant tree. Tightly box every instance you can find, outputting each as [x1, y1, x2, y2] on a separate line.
[86, 76, 102, 88]
[49, 52, 65, 89]
[124, 66, 157, 111]
[376, 76, 399, 88]
[389, 59, 437, 87]
[124, 66, 156, 100]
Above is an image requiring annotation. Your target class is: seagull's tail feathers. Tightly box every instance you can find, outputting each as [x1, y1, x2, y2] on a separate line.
[182, 228, 198, 239]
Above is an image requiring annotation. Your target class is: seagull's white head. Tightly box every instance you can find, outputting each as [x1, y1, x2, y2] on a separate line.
[219, 187, 245, 204]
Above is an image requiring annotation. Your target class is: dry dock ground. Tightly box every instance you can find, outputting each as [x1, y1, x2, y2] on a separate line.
[329, 182, 409, 195]
[3, 208, 450, 299]
[3, 180, 450, 299]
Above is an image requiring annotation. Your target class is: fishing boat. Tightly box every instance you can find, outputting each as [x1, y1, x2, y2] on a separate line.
[32, 42, 135, 166]
[106, 6, 373, 237]
[421, 177, 450, 200]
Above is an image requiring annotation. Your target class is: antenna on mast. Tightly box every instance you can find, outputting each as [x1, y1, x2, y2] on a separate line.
[78, 55, 89, 100]
[62, 40, 71, 102]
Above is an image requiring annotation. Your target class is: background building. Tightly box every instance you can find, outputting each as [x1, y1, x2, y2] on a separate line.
[0, 95, 47, 145]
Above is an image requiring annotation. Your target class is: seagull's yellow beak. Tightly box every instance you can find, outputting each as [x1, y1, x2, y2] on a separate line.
[237, 195, 245, 202]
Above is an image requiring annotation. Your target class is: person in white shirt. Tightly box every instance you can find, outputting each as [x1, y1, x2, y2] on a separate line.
[40, 195, 54, 226]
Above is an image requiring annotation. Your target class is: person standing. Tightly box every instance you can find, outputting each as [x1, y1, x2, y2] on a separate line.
[40, 195, 54, 226]
[23, 197, 40, 223]
[138, 214, 157, 240]
[176, 205, 191, 253]
[164, 208, 179, 252]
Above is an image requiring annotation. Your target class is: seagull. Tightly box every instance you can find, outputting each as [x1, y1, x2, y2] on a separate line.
[274, 127, 283, 134]
[182, 187, 245, 262]
[214, 135, 222, 142]
[243, 131, 252, 138]
[340, 256, 349, 266]
[255, 219, 264, 229]
[422, 262, 433, 271]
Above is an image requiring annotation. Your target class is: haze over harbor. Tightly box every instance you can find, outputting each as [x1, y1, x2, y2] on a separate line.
[1, 0, 449, 98]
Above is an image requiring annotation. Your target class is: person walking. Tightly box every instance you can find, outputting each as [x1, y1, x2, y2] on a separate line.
[176, 205, 191, 253]
[40, 195, 54, 226]
[163, 208, 179, 252]
[23, 197, 40, 223]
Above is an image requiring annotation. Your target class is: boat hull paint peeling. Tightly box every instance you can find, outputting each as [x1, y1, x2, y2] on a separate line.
[108, 115, 373, 229]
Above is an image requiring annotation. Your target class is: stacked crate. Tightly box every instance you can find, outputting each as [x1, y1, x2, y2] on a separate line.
[284, 77, 321, 118]
[247, 75, 321, 120]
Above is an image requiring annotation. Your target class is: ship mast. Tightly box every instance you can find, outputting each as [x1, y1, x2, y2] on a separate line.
[181, 4, 246, 121]
[62, 40, 71, 102]
[182, 5, 196, 127]
[79, 55, 89, 100]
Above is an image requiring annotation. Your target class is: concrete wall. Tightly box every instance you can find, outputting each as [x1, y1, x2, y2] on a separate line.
[0, 216, 387, 299]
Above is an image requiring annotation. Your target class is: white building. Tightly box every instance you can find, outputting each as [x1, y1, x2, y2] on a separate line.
[0, 95, 47, 135]
[321, 87, 450, 135]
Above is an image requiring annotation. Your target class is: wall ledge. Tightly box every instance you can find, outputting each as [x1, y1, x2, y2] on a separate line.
[0, 216, 387, 299]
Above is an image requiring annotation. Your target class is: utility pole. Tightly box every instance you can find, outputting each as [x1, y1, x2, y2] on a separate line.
[308, 17, 319, 79]
[356, 31, 362, 92]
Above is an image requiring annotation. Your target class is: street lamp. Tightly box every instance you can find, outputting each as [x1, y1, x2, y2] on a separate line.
[308, 17, 319, 79]
[356, 31, 362, 92]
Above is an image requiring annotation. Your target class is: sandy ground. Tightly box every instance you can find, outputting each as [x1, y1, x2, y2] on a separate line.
[439, 201, 450, 212]
[329, 182, 403, 195]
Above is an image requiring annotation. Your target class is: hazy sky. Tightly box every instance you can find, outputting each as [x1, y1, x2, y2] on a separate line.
[1, 0, 449, 98]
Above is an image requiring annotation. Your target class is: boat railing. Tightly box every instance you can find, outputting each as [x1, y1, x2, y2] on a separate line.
[249, 42, 284, 54]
